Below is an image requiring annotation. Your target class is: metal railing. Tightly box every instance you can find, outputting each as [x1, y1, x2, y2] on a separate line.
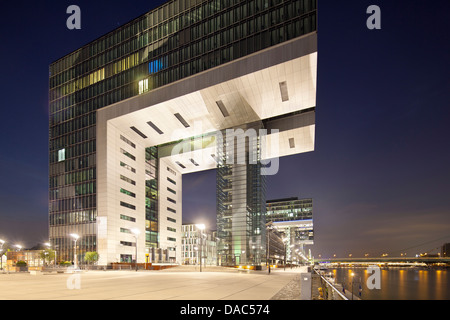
[313, 269, 348, 300]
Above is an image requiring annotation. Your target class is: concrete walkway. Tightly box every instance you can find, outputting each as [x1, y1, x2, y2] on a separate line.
[0, 266, 309, 300]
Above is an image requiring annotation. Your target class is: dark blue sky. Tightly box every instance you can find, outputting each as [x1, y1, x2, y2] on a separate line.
[0, 1, 449, 258]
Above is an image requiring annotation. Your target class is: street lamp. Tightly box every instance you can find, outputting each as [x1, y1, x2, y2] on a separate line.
[252, 245, 256, 268]
[131, 228, 140, 271]
[282, 237, 289, 271]
[196, 224, 205, 272]
[266, 222, 275, 274]
[0, 239, 5, 270]
[350, 272, 355, 300]
[194, 246, 199, 267]
[70, 234, 79, 269]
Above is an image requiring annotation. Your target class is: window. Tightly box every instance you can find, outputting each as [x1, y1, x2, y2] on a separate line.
[167, 197, 176, 204]
[120, 201, 136, 210]
[139, 78, 149, 94]
[120, 214, 136, 222]
[167, 237, 176, 242]
[167, 187, 176, 195]
[167, 227, 176, 232]
[120, 241, 135, 247]
[167, 177, 176, 185]
[120, 148, 136, 161]
[167, 167, 176, 175]
[120, 135, 136, 148]
[58, 149, 66, 162]
[149, 58, 166, 74]
[120, 161, 136, 173]
[120, 188, 136, 198]
[167, 207, 176, 213]
[120, 175, 136, 186]
[120, 254, 132, 263]
[167, 217, 176, 223]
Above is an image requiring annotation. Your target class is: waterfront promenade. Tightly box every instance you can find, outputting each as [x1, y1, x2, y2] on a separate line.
[0, 265, 308, 300]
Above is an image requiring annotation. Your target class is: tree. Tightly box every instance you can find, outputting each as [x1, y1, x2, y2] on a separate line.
[84, 252, 99, 265]
[40, 249, 56, 265]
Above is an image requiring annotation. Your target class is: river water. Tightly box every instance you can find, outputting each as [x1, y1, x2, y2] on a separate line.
[329, 267, 450, 300]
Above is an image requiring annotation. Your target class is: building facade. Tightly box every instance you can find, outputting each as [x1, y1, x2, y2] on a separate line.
[181, 224, 217, 266]
[266, 197, 313, 263]
[49, 0, 318, 266]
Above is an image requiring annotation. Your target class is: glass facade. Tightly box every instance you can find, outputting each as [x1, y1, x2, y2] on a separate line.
[216, 122, 267, 267]
[266, 197, 313, 262]
[145, 147, 159, 249]
[49, 0, 317, 263]
[266, 197, 313, 223]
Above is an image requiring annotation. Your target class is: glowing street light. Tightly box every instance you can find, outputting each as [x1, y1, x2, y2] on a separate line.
[196, 224, 205, 272]
[70, 234, 79, 268]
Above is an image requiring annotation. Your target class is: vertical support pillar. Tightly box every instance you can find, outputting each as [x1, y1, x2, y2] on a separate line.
[216, 122, 266, 267]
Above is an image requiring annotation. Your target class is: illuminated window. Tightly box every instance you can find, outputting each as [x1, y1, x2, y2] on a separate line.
[58, 149, 66, 162]
[139, 78, 149, 94]
[113, 52, 139, 75]
[149, 59, 164, 74]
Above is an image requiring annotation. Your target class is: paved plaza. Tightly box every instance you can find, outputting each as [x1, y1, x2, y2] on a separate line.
[0, 266, 309, 300]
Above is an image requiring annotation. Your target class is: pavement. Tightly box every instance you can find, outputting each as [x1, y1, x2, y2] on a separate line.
[0, 265, 309, 300]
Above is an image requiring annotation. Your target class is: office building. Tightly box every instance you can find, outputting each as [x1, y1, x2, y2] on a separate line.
[49, 0, 318, 266]
[181, 224, 217, 266]
[266, 197, 313, 263]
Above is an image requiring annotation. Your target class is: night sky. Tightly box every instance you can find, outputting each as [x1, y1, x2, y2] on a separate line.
[0, 1, 449, 259]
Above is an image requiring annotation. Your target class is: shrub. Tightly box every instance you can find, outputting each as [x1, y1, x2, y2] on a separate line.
[84, 251, 99, 264]
[16, 260, 27, 266]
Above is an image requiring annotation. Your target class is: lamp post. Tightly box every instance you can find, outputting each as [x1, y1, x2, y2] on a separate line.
[70, 234, 79, 269]
[196, 224, 205, 272]
[131, 228, 140, 271]
[266, 222, 274, 274]
[194, 246, 199, 268]
[350, 272, 355, 300]
[0, 239, 5, 270]
[282, 238, 288, 271]
[252, 245, 256, 268]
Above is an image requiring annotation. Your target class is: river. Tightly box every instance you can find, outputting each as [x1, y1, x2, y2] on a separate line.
[329, 267, 450, 300]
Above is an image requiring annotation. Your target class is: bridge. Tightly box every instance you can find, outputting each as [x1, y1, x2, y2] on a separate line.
[313, 256, 450, 266]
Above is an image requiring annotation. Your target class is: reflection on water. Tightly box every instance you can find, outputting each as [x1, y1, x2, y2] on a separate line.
[330, 267, 450, 300]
